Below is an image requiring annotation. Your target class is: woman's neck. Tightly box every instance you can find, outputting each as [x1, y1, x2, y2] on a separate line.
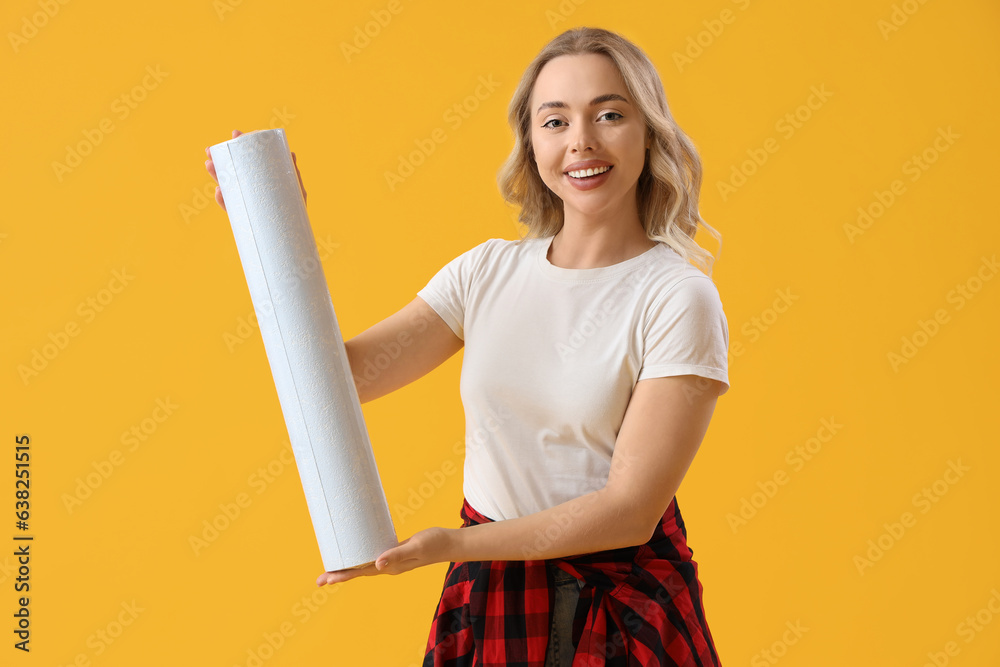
[546, 220, 655, 270]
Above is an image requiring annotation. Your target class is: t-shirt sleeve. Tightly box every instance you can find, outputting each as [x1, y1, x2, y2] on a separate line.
[416, 241, 488, 341]
[637, 275, 731, 396]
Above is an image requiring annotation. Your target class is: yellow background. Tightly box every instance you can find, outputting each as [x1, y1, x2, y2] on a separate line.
[3, 0, 999, 664]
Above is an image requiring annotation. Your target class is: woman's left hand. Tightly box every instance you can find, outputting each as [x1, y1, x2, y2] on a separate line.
[316, 526, 456, 586]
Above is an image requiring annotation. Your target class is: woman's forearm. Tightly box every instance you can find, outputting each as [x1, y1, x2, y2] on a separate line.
[446, 487, 648, 562]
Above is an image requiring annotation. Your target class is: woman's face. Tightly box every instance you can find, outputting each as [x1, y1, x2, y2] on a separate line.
[529, 53, 648, 219]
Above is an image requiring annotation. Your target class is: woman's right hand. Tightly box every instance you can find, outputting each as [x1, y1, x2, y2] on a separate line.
[204, 129, 308, 212]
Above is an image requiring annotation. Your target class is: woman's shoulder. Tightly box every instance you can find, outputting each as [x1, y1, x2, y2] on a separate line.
[644, 243, 713, 281]
[644, 244, 724, 303]
[481, 236, 542, 251]
[454, 236, 542, 264]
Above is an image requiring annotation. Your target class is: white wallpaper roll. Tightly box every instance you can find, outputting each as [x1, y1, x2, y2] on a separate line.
[210, 128, 397, 572]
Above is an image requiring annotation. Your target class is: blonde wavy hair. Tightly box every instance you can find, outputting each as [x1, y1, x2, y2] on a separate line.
[497, 26, 721, 275]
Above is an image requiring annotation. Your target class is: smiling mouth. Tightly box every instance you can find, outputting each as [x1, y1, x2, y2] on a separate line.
[566, 165, 613, 179]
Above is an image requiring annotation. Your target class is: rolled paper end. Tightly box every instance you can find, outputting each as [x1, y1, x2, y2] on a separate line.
[211, 128, 398, 571]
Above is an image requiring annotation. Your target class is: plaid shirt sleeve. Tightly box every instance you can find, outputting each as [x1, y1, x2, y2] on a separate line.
[422, 497, 723, 667]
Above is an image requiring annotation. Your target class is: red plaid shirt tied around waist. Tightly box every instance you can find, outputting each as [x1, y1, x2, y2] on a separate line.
[422, 497, 722, 667]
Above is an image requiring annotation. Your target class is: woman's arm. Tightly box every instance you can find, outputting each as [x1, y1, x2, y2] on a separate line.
[346, 296, 463, 403]
[318, 373, 721, 583]
[447, 373, 721, 562]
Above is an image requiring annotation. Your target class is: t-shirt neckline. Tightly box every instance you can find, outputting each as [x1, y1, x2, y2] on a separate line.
[535, 235, 662, 281]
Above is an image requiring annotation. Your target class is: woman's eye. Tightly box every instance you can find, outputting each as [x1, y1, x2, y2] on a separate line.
[541, 112, 623, 129]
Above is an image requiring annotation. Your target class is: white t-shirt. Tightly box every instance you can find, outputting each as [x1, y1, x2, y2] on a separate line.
[416, 235, 730, 522]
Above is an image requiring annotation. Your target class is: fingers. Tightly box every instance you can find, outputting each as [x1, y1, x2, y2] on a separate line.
[204, 131, 242, 211]
[290, 151, 307, 205]
[205, 159, 218, 183]
[204, 156, 225, 210]
[316, 563, 377, 586]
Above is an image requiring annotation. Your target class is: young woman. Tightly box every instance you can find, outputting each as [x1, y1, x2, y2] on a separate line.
[207, 25, 728, 667]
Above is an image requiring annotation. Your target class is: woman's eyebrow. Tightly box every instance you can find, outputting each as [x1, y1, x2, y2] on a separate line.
[535, 93, 630, 116]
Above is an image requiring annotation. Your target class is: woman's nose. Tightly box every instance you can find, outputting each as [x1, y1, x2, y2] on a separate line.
[569, 123, 598, 153]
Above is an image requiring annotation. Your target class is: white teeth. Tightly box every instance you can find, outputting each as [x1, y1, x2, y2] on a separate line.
[567, 165, 611, 179]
